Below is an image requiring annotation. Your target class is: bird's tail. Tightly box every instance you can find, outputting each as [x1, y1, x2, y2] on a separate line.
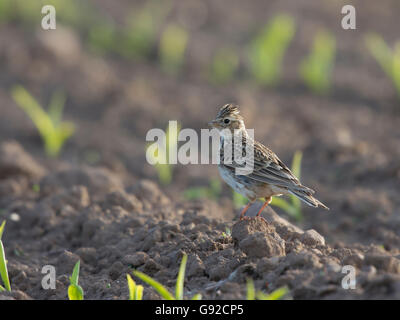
[288, 187, 329, 210]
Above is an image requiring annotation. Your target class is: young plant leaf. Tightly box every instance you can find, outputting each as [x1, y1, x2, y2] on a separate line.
[248, 14, 295, 86]
[11, 86, 75, 157]
[159, 24, 188, 75]
[365, 33, 400, 98]
[68, 260, 83, 300]
[256, 287, 288, 300]
[233, 191, 248, 209]
[191, 293, 202, 300]
[175, 254, 187, 300]
[127, 274, 143, 300]
[132, 270, 175, 300]
[246, 278, 256, 300]
[0, 240, 11, 292]
[0, 220, 5, 240]
[300, 31, 336, 94]
[68, 283, 84, 300]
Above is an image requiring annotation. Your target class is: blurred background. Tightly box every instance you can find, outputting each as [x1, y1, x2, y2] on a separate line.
[0, 0, 399, 248]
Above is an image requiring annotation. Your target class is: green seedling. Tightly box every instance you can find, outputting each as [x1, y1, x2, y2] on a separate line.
[88, 22, 117, 55]
[159, 24, 189, 75]
[222, 227, 232, 238]
[68, 260, 84, 300]
[246, 278, 288, 300]
[146, 122, 181, 185]
[232, 190, 248, 209]
[0, 221, 5, 240]
[248, 14, 295, 86]
[132, 254, 201, 300]
[120, 0, 172, 60]
[127, 274, 143, 300]
[0, 0, 13, 23]
[270, 151, 303, 221]
[300, 30, 336, 94]
[0, 220, 11, 292]
[11, 86, 75, 157]
[365, 33, 400, 98]
[209, 47, 239, 85]
[184, 178, 222, 201]
[1, 0, 92, 28]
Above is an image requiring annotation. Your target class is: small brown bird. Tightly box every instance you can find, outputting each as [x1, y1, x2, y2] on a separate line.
[209, 103, 328, 220]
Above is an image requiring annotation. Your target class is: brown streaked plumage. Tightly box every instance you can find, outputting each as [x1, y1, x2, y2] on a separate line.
[208, 103, 329, 220]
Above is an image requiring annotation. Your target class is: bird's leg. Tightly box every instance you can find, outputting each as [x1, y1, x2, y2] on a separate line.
[256, 197, 272, 217]
[239, 201, 253, 220]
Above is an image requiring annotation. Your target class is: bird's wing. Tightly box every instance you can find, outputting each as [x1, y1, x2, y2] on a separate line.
[223, 139, 314, 193]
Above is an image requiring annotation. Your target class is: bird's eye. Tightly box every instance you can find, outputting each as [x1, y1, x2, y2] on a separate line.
[224, 118, 230, 124]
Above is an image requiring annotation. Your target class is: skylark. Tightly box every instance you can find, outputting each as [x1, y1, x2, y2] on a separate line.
[209, 103, 329, 220]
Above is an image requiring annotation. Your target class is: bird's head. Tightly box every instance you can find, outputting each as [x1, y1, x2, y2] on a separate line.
[208, 104, 246, 135]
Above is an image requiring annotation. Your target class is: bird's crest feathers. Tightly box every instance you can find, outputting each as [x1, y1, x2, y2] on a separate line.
[217, 104, 241, 119]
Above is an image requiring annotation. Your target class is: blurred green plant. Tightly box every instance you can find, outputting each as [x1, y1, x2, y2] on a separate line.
[0, 0, 94, 28]
[11, 86, 75, 157]
[122, 1, 171, 60]
[0, 0, 14, 22]
[0, 221, 5, 240]
[209, 47, 240, 85]
[248, 14, 295, 86]
[270, 151, 303, 221]
[232, 190, 248, 209]
[246, 278, 288, 300]
[146, 122, 181, 185]
[300, 31, 336, 95]
[68, 260, 84, 300]
[0, 221, 11, 292]
[222, 227, 231, 238]
[159, 24, 189, 75]
[127, 274, 144, 300]
[88, 22, 117, 55]
[184, 178, 222, 201]
[132, 254, 202, 300]
[365, 33, 400, 98]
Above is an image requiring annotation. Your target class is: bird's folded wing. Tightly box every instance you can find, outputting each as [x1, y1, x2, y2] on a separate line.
[223, 141, 314, 194]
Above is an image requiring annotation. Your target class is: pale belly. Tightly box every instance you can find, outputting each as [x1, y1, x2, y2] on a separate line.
[218, 165, 286, 201]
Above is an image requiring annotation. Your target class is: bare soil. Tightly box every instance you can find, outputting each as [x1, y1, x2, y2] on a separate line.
[0, 0, 400, 300]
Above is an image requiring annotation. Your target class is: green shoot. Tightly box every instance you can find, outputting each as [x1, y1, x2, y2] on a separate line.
[0, 220, 5, 240]
[132, 270, 175, 300]
[159, 24, 189, 75]
[184, 178, 222, 201]
[365, 33, 400, 98]
[246, 278, 288, 300]
[270, 151, 303, 221]
[222, 227, 232, 238]
[146, 122, 181, 185]
[0, 0, 93, 29]
[0, 221, 11, 292]
[11, 86, 75, 157]
[248, 14, 295, 86]
[209, 47, 239, 85]
[120, 0, 172, 60]
[88, 22, 117, 56]
[175, 253, 187, 300]
[256, 287, 289, 300]
[127, 274, 143, 300]
[232, 191, 248, 209]
[246, 278, 256, 300]
[132, 254, 201, 300]
[68, 260, 84, 300]
[300, 30, 336, 94]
